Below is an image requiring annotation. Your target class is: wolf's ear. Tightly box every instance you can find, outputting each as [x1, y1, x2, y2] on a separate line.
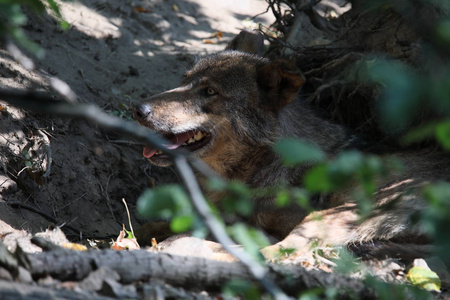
[225, 30, 264, 56]
[257, 59, 305, 112]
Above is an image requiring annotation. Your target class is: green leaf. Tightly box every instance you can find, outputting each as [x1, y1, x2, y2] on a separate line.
[170, 215, 193, 233]
[332, 248, 360, 274]
[421, 182, 450, 238]
[206, 177, 228, 191]
[292, 188, 312, 210]
[219, 181, 253, 216]
[44, 0, 69, 30]
[423, 182, 450, 212]
[10, 27, 45, 58]
[45, 0, 62, 16]
[436, 20, 450, 45]
[59, 20, 69, 30]
[19, 0, 45, 13]
[436, 121, 450, 150]
[137, 185, 191, 219]
[304, 164, 334, 192]
[278, 247, 296, 257]
[328, 151, 367, 190]
[275, 189, 290, 207]
[223, 278, 261, 300]
[274, 138, 326, 166]
[407, 266, 441, 292]
[364, 59, 422, 133]
[330, 151, 364, 175]
[299, 290, 322, 300]
[124, 229, 135, 239]
[401, 122, 440, 145]
[356, 155, 383, 195]
[228, 223, 269, 261]
[7, 4, 27, 26]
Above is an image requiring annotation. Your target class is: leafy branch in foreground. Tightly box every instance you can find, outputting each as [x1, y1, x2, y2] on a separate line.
[0, 0, 68, 58]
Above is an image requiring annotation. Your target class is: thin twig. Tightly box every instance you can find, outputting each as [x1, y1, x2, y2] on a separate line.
[251, 5, 271, 20]
[57, 192, 87, 211]
[6, 42, 35, 70]
[122, 198, 136, 238]
[48, 77, 77, 103]
[174, 156, 290, 300]
[16, 166, 31, 177]
[100, 172, 117, 222]
[36, 129, 52, 178]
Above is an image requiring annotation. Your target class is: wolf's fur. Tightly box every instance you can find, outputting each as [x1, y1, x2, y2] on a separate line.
[133, 31, 450, 259]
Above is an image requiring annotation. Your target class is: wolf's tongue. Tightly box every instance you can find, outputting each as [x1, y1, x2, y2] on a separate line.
[142, 131, 195, 158]
[143, 146, 156, 158]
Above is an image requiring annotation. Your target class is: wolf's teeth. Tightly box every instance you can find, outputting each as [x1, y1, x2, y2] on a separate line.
[155, 150, 163, 155]
[194, 131, 204, 141]
[188, 138, 195, 144]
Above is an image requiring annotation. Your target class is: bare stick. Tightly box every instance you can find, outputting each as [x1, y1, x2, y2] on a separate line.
[174, 156, 290, 300]
[36, 129, 52, 178]
[122, 198, 135, 238]
[6, 42, 35, 70]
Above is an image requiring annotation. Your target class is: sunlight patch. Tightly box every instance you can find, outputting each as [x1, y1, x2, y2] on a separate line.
[60, 2, 121, 39]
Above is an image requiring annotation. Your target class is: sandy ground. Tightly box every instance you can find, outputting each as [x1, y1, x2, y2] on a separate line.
[0, 0, 274, 244]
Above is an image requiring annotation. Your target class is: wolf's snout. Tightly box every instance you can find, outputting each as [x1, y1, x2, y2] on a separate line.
[132, 103, 152, 122]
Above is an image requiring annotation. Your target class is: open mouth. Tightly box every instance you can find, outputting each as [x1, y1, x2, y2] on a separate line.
[143, 130, 211, 158]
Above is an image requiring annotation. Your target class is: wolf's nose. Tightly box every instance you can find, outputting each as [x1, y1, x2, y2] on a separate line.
[132, 103, 152, 121]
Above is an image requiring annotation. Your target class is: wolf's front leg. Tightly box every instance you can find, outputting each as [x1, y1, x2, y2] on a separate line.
[261, 204, 359, 260]
[261, 191, 428, 260]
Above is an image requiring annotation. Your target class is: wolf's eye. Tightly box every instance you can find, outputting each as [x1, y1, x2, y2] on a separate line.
[205, 87, 216, 96]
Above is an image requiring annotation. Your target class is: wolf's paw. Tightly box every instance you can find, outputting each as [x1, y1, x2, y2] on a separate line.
[261, 235, 312, 262]
[260, 244, 284, 261]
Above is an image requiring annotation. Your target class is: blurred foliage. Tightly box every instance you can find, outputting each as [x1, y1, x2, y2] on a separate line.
[4, 0, 449, 297]
[208, 178, 254, 216]
[298, 288, 338, 300]
[422, 182, 450, 261]
[303, 150, 396, 194]
[355, 0, 450, 271]
[222, 278, 263, 300]
[0, 0, 68, 57]
[331, 248, 360, 275]
[228, 223, 270, 261]
[274, 138, 326, 165]
[355, 0, 450, 142]
[364, 276, 434, 300]
[137, 185, 196, 233]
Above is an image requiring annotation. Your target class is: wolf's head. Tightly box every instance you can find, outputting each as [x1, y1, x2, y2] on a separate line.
[133, 31, 305, 175]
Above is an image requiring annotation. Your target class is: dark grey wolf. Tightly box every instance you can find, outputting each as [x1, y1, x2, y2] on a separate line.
[133, 30, 449, 259]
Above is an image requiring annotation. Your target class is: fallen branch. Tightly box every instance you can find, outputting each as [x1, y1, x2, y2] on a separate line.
[0, 280, 112, 300]
[27, 246, 375, 298]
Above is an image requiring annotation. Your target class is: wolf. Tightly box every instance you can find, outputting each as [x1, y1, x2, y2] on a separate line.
[133, 30, 450, 260]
